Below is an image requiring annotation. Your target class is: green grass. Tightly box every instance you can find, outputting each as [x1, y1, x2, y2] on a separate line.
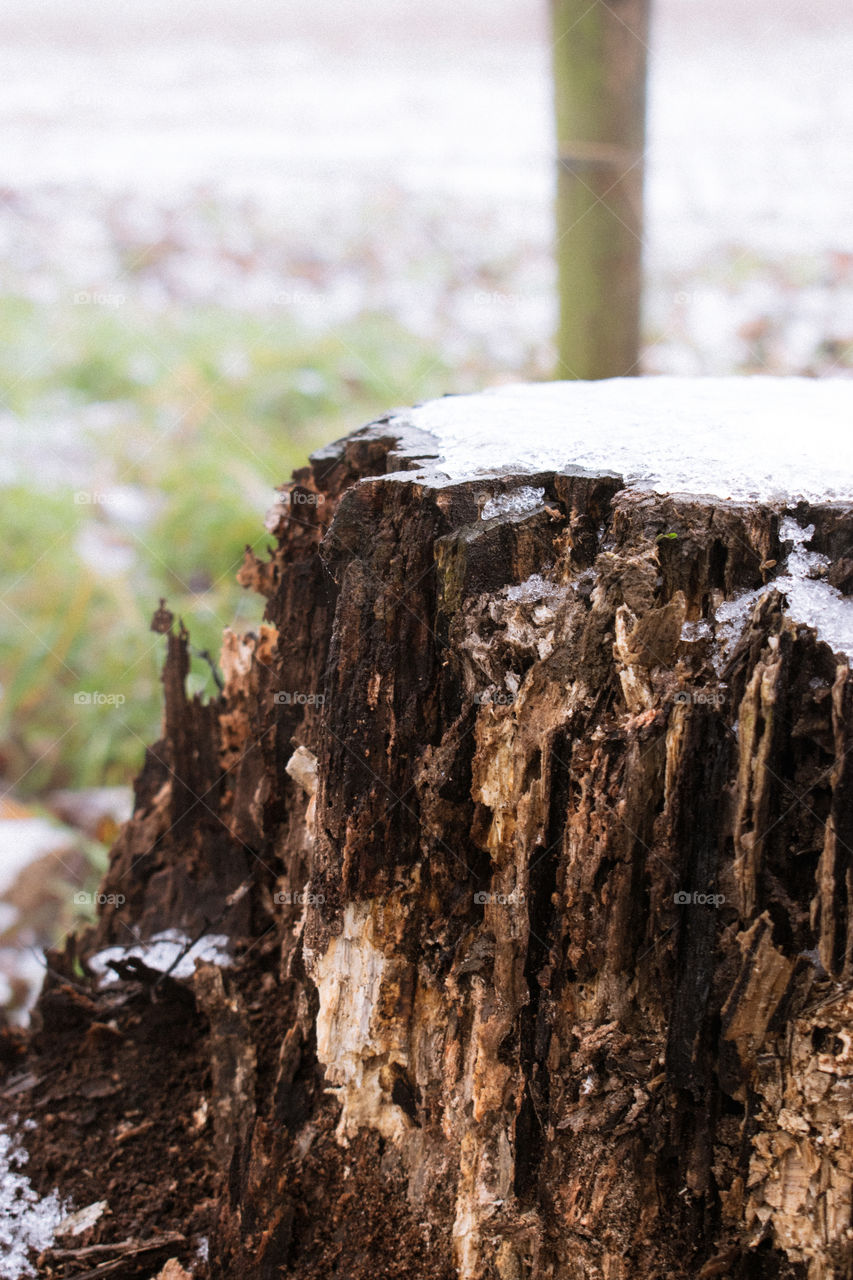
[0, 296, 453, 795]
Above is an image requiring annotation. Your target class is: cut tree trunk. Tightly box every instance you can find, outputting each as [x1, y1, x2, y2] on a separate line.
[3, 390, 853, 1280]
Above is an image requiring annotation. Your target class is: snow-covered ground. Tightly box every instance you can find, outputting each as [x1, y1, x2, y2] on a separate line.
[0, 1123, 64, 1278]
[0, 0, 851, 375]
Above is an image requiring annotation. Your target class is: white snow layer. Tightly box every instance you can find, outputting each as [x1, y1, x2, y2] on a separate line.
[506, 573, 564, 604]
[88, 929, 232, 985]
[716, 518, 853, 660]
[399, 378, 853, 503]
[0, 817, 78, 897]
[0, 1126, 64, 1278]
[480, 486, 545, 520]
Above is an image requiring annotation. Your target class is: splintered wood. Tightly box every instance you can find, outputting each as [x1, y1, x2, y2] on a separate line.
[5, 400, 853, 1280]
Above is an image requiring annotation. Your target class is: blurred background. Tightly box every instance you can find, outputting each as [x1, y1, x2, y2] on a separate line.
[0, 0, 851, 1016]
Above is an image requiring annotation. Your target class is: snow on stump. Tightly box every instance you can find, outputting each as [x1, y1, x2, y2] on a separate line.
[3, 377, 853, 1280]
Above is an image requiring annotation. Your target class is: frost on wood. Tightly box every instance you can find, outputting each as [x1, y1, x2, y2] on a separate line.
[4, 380, 853, 1280]
[716, 517, 853, 661]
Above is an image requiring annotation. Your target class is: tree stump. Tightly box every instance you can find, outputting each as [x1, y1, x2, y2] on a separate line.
[4, 380, 853, 1280]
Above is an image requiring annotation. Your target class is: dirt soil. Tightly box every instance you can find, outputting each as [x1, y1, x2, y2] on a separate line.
[0, 930, 453, 1279]
[0, 950, 222, 1277]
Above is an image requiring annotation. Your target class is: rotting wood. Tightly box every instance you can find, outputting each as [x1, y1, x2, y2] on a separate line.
[3, 415, 853, 1280]
[38, 1232, 187, 1278]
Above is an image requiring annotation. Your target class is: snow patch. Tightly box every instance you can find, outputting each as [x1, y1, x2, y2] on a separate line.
[0, 948, 49, 1025]
[715, 518, 853, 660]
[506, 573, 563, 604]
[0, 1125, 65, 1278]
[480, 486, 545, 521]
[399, 378, 853, 503]
[681, 619, 713, 642]
[0, 817, 78, 897]
[88, 929, 232, 985]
